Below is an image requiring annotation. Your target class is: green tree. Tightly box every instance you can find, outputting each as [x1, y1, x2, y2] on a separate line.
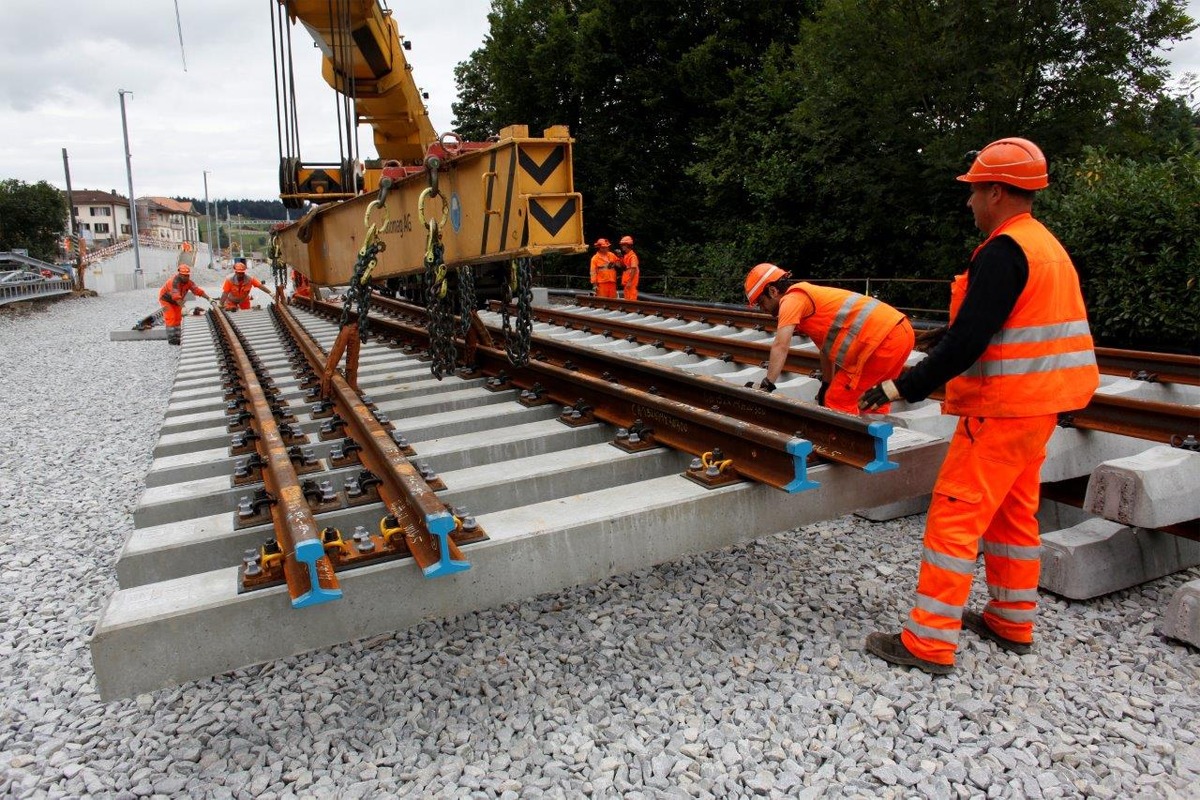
[0, 179, 68, 261]
[1039, 147, 1200, 350]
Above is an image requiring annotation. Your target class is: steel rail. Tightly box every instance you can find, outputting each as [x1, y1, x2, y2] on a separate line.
[210, 309, 342, 608]
[1059, 393, 1200, 446]
[307, 297, 899, 488]
[273, 303, 471, 577]
[574, 298, 1200, 387]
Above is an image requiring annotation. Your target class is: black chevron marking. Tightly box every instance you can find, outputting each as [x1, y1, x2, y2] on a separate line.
[528, 197, 577, 236]
[518, 147, 564, 185]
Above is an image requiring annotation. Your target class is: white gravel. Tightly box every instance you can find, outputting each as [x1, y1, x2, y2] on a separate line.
[1, 288, 1198, 799]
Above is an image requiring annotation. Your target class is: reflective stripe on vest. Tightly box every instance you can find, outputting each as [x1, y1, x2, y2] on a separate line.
[821, 295, 881, 368]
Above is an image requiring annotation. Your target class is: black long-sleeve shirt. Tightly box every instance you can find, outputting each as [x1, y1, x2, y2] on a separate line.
[897, 235, 1029, 403]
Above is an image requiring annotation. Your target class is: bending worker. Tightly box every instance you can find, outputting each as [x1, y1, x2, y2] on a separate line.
[220, 260, 273, 311]
[860, 137, 1099, 675]
[744, 264, 914, 414]
[589, 239, 620, 298]
[158, 264, 212, 345]
[619, 235, 640, 301]
[291, 268, 312, 301]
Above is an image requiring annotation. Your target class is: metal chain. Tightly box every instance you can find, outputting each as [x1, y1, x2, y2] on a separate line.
[340, 199, 389, 334]
[500, 257, 534, 367]
[268, 233, 287, 288]
[424, 229, 457, 379]
[456, 266, 476, 338]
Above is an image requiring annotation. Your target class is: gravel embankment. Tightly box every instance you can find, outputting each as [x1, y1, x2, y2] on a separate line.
[0, 289, 1197, 799]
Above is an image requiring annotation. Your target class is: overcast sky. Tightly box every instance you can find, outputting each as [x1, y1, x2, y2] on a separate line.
[0, 1, 1197, 202]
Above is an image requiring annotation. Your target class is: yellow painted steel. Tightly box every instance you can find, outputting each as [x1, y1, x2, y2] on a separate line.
[277, 126, 586, 285]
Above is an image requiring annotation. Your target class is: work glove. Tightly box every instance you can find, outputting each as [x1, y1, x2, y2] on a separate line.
[815, 381, 829, 407]
[858, 380, 901, 412]
[914, 325, 948, 353]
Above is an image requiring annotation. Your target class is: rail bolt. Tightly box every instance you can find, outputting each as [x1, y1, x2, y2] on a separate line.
[242, 549, 262, 577]
[352, 526, 375, 553]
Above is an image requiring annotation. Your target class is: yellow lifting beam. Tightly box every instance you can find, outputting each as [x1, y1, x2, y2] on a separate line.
[277, 125, 586, 286]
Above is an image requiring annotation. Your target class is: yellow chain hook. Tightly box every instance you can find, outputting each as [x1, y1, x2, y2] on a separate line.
[417, 187, 449, 230]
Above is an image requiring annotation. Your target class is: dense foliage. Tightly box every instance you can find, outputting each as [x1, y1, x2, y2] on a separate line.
[453, 0, 1197, 348]
[0, 179, 69, 262]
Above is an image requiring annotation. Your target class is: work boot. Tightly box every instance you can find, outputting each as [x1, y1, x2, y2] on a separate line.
[962, 610, 1032, 655]
[865, 632, 954, 675]
[166, 326, 182, 346]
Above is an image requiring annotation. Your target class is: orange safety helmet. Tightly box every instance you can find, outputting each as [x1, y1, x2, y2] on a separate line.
[177, 265, 191, 276]
[957, 137, 1049, 191]
[234, 262, 247, 273]
[744, 263, 789, 306]
[619, 235, 634, 246]
[593, 238, 611, 248]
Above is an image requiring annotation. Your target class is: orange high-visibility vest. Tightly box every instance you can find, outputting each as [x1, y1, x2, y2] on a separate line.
[621, 250, 639, 287]
[222, 275, 265, 305]
[785, 282, 906, 385]
[159, 275, 204, 305]
[590, 252, 619, 284]
[944, 213, 1098, 417]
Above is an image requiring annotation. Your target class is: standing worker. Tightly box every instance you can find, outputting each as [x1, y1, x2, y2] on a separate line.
[291, 268, 312, 301]
[744, 263, 914, 414]
[220, 260, 273, 311]
[619, 236, 640, 301]
[589, 239, 620, 298]
[860, 137, 1099, 674]
[158, 264, 212, 345]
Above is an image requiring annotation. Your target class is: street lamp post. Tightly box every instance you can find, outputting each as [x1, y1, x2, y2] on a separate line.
[203, 171, 215, 269]
[118, 89, 144, 288]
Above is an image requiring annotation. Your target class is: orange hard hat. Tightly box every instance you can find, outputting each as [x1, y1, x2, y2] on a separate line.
[234, 262, 247, 273]
[744, 262, 789, 306]
[177, 265, 191, 276]
[593, 238, 611, 248]
[957, 137, 1048, 191]
[619, 235, 634, 246]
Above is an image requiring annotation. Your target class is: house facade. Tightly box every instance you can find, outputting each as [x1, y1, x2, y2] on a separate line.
[137, 197, 200, 244]
[68, 190, 133, 248]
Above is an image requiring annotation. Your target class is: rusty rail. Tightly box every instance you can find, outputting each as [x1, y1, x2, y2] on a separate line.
[1093, 347, 1200, 387]
[209, 309, 342, 608]
[1058, 393, 1200, 446]
[306, 296, 900, 490]
[272, 303, 474, 577]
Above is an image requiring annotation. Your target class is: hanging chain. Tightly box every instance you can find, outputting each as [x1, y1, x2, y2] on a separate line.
[419, 156, 457, 379]
[268, 232, 287, 290]
[456, 266, 476, 338]
[500, 257, 534, 367]
[340, 198, 388, 336]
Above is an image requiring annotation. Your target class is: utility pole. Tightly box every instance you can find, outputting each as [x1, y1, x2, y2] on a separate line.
[203, 171, 215, 269]
[61, 148, 83, 290]
[118, 89, 144, 289]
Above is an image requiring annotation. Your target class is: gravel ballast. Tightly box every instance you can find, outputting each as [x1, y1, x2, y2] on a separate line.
[1, 288, 1198, 799]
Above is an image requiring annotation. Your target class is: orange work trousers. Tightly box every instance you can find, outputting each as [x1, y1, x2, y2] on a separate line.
[824, 319, 915, 414]
[596, 282, 618, 299]
[622, 283, 638, 301]
[159, 301, 183, 327]
[902, 413, 1058, 665]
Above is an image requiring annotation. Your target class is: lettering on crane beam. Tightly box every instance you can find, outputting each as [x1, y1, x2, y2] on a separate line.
[382, 213, 413, 237]
[528, 198, 577, 237]
[518, 147, 565, 185]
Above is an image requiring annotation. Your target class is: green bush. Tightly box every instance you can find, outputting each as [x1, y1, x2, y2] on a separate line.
[1039, 148, 1199, 352]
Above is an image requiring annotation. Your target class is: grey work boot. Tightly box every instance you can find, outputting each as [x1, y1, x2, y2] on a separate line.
[962, 610, 1032, 655]
[865, 632, 954, 675]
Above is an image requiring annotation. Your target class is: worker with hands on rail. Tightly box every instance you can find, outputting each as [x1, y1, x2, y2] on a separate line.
[589, 238, 620, 298]
[744, 264, 915, 414]
[291, 268, 312, 300]
[158, 264, 213, 345]
[860, 137, 1099, 674]
[220, 260, 273, 311]
[619, 235, 640, 301]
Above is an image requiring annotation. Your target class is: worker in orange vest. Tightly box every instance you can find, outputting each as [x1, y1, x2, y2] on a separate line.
[220, 260, 273, 311]
[158, 264, 212, 345]
[618, 236, 639, 301]
[744, 264, 914, 414]
[860, 138, 1099, 674]
[291, 268, 312, 300]
[589, 239, 620, 298]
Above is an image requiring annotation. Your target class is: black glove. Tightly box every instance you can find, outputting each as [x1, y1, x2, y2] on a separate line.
[858, 380, 901, 412]
[815, 382, 829, 407]
[758, 377, 776, 393]
[914, 326, 948, 353]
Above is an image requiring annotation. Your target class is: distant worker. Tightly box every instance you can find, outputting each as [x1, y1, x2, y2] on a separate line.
[220, 260, 273, 311]
[589, 239, 620, 298]
[291, 268, 312, 300]
[180, 241, 193, 253]
[619, 236, 639, 301]
[744, 263, 914, 414]
[860, 137, 1099, 675]
[158, 264, 212, 345]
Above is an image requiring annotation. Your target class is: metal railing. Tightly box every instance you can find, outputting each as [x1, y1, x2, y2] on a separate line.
[0, 278, 74, 307]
